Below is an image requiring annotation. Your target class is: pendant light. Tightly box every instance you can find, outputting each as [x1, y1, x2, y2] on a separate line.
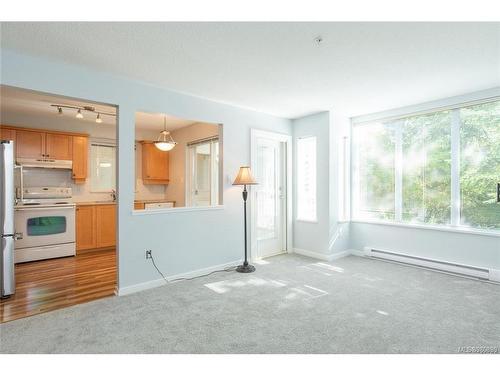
[76, 109, 83, 119]
[95, 113, 103, 123]
[154, 116, 177, 151]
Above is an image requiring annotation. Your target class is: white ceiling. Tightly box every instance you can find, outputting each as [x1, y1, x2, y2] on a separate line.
[0, 85, 197, 131]
[1, 22, 499, 118]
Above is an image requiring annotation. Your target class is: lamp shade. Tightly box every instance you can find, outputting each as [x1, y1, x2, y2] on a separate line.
[233, 166, 257, 185]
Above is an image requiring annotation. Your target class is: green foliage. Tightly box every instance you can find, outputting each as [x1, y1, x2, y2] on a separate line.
[354, 100, 500, 230]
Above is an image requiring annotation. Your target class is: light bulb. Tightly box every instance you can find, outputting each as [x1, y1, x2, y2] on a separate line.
[76, 109, 83, 119]
[96, 113, 102, 123]
[57, 107, 63, 115]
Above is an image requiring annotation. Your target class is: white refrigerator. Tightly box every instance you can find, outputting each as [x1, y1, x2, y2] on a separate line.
[1, 140, 16, 297]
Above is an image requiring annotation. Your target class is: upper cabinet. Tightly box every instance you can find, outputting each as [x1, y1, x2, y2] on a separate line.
[45, 133, 73, 160]
[141, 141, 169, 184]
[16, 130, 45, 159]
[72, 136, 88, 183]
[0, 126, 89, 182]
[0, 128, 16, 142]
[16, 130, 73, 160]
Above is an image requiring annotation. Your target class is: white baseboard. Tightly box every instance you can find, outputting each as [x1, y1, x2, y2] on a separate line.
[489, 269, 500, 283]
[292, 248, 351, 262]
[118, 259, 241, 296]
[349, 249, 366, 257]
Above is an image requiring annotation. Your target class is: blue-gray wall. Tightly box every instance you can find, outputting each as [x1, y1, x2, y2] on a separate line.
[1, 49, 292, 292]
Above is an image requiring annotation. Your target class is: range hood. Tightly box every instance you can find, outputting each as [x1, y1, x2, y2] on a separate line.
[17, 158, 73, 169]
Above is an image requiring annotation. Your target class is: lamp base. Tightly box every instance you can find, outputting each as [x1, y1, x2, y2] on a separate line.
[235, 264, 256, 273]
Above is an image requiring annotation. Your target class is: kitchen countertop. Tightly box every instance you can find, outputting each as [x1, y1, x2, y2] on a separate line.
[134, 199, 176, 204]
[74, 199, 175, 205]
[74, 201, 117, 206]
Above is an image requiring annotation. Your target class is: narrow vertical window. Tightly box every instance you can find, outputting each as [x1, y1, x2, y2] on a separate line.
[460, 101, 500, 229]
[90, 143, 116, 192]
[297, 136, 317, 221]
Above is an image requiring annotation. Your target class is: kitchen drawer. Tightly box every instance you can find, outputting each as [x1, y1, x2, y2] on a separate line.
[144, 202, 174, 210]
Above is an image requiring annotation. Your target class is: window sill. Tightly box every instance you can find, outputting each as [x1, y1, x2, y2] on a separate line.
[350, 219, 500, 238]
[296, 218, 318, 224]
[132, 205, 225, 215]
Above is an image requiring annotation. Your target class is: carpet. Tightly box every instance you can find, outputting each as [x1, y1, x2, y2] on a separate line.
[1, 254, 499, 353]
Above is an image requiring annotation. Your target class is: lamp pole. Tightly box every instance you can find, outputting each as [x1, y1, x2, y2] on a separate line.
[237, 184, 255, 273]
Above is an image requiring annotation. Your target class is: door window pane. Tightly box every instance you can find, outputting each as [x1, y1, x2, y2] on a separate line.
[27, 216, 66, 236]
[257, 142, 277, 240]
[460, 101, 500, 229]
[353, 123, 395, 220]
[297, 137, 317, 221]
[402, 111, 451, 224]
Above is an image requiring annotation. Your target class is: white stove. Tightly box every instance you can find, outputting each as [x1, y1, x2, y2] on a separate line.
[16, 187, 75, 207]
[14, 187, 76, 263]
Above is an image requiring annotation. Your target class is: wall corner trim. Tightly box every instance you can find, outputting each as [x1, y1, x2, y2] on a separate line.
[117, 259, 241, 296]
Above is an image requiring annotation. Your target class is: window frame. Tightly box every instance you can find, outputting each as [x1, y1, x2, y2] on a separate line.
[350, 96, 500, 235]
[296, 135, 318, 223]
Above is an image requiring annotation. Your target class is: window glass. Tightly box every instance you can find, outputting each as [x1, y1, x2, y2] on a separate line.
[353, 123, 395, 220]
[90, 144, 116, 192]
[187, 139, 219, 207]
[402, 111, 451, 224]
[460, 101, 500, 229]
[297, 137, 317, 221]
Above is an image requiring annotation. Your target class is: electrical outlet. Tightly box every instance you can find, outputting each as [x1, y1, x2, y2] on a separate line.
[145, 250, 152, 259]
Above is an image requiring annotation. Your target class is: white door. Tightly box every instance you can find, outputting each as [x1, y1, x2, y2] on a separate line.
[254, 137, 286, 258]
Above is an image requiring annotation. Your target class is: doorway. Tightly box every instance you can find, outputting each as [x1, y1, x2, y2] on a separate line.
[0, 85, 118, 322]
[250, 129, 292, 259]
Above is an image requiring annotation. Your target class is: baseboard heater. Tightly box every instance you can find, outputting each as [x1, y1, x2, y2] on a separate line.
[363, 247, 499, 282]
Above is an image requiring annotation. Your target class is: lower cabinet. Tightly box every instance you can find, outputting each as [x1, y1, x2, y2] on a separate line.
[76, 204, 116, 253]
[96, 204, 116, 248]
[76, 205, 97, 251]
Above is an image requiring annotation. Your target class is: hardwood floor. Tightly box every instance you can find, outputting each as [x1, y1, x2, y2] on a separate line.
[0, 248, 116, 323]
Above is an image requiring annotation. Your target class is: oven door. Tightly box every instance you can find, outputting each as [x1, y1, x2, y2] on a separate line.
[14, 206, 75, 249]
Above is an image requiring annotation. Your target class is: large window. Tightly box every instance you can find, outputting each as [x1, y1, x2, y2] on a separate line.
[352, 98, 500, 232]
[297, 136, 317, 221]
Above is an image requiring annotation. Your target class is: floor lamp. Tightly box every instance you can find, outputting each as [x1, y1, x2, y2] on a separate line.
[233, 166, 258, 273]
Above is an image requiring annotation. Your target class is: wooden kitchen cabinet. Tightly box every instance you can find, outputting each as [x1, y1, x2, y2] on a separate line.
[141, 141, 169, 184]
[0, 127, 16, 142]
[134, 202, 145, 210]
[95, 204, 116, 248]
[2, 126, 89, 182]
[76, 204, 116, 253]
[45, 133, 73, 160]
[72, 136, 88, 183]
[16, 130, 45, 159]
[76, 205, 97, 252]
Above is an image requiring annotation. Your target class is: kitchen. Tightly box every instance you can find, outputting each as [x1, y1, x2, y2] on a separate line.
[1, 86, 223, 322]
[0, 86, 120, 323]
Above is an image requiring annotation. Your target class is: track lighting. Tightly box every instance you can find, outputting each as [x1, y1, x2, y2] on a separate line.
[50, 104, 116, 121]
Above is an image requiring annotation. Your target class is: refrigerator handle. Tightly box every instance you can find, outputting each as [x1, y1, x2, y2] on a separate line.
[14, 164, 23, 204]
